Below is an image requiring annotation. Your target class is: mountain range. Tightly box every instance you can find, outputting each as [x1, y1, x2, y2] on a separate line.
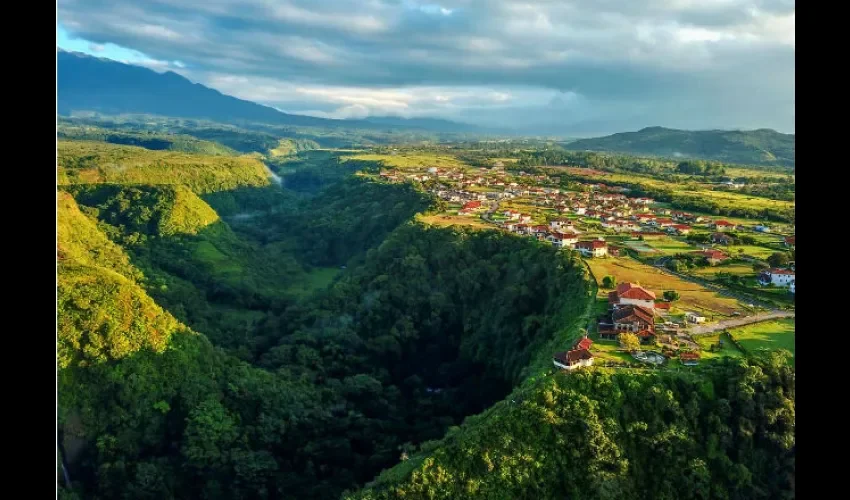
[565, 126, 795, 167]
[57, 50, 493, 135]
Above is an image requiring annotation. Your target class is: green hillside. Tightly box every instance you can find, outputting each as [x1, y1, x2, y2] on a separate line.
[566, 127, 795, 167]
[350, 355, 795, 500]
[57, 140, 272, 194]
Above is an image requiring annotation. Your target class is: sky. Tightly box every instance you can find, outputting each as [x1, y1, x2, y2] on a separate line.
[56, 0, 795, 135]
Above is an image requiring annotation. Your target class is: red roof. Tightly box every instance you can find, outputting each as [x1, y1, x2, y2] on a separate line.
[575, 337, 593, 350]
[714, 220, 734, 226]
[613, 305, 655, 326]
[769, 268, 795, 275]
[615, 282, 656, 300]
[553, 348, 593, 366]
[680, 352, 701, 360]
[463, 201, 481, 209]
[692, 250, 727, 260]
[672, 224, 691, 230]
[655, 302, 671, 310]
[785, 236, 795, 244]
[576, 240, 607, 250]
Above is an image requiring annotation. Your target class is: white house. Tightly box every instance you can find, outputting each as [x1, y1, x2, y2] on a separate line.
[789, 282, 795, 294]
[608, 283, 656, 310]
[685, 312, 706, 324]
[548, 231, 579, 249]
[575, 240, 608, 257]
[553, 349, 594, 370]
[761, 269, 795, 287]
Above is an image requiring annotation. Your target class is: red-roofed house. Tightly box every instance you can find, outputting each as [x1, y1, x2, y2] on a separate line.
[712, 220, 735, 231]
[575, 337, 593, 351]
[553, 348, 594, 370]
[548, 231, 579, 248]
[669, 224, 692, 235]
[680, 351, 701, 366]
[575, 239, 608, 257]
[463, 201, 482, 210]
[609, 282, 656, 309]
[612, 305, 656, 334]
[784, 236, 795, 248]
[692, 249, 729, 265]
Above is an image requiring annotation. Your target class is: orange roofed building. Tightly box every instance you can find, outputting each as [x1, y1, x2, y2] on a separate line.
[609, 282, 656, 310]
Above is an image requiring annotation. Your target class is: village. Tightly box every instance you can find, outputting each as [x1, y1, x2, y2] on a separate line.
[371, 156, 795, 370]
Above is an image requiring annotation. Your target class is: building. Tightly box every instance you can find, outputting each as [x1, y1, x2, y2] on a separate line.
[754, 225, 771, 233]
[711, 233, 734, 245]
[608, 282, 656, 310]
[575, 239, 608, 257]
[612, 305, 655, 333]
[680, 352, 701, 366]
[462, 201, 482, 211]
[575, 336, 593, 351]
[691, 249, 728, 266]
[790, 282, 795, 294]
[760, 268, 795, 287]
[712, 220, 735, 231]
[669, 224, 692, 235]
[685, 312, 706, 324]
[784, 236, 795, 248]
[549, 231, 579, 249]
[553, 348, 594, 370]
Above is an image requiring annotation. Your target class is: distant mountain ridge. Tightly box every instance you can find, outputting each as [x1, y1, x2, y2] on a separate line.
[57, 50, 492, 135]
[564, 126, 795, 167]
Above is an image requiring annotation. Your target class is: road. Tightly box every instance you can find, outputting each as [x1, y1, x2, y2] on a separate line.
[688, 310, 795, 335]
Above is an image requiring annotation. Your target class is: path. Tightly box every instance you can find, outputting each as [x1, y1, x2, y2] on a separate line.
[688, 310, 795, 335]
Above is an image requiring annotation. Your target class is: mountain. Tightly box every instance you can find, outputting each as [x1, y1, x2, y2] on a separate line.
[564, 126, 795, 167]
[358, 115, 499, 134]
[57, 51, 494, 135]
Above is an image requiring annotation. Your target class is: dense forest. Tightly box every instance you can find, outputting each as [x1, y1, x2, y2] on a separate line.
[350, 353, 795, 500]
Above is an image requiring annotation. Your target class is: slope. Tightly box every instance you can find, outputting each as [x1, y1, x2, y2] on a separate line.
[565, 126, 795, 167]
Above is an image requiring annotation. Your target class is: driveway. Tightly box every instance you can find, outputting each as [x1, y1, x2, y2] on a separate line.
[688, 310, 795, 335]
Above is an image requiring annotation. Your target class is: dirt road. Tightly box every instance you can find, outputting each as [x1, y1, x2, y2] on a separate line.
[688, 310, 795, 335]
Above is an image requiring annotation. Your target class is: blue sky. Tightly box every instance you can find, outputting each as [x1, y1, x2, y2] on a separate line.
[56, 1, 795, 134]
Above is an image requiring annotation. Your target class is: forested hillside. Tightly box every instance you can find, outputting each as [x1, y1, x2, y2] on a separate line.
[565, 127, 795, 167]
[350, 353, 795, 500]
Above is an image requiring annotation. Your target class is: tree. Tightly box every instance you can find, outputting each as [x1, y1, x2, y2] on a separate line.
[752, 261, 769, 272]
[663, 290, 680, 302]
[619, 332, 640, 352]
[767, 252, 790, 268]
[602, 275, 616, 289]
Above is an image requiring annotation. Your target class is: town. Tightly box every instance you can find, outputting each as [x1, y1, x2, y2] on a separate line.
[365, 152, 795, 370]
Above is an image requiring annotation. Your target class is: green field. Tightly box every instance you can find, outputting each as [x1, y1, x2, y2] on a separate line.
[641, 236, 698, 255]
[728, 319, 795, 356]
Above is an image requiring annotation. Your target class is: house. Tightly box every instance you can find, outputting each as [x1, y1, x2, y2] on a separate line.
[712, 220, 735, 231]
[669, 224, 692, 235]
[575, 336, 593, 351]
[680, 352, 701, 366]
[553, 349, 594, 370]
[789, 282, 795, 294]
[608, 246, 622, 257]
[575, 239, 608, 257]
[711, 232, 734, 245]
[612, 305, 655, 334]
[685, 312, 706, 324]
[549, 231, 579, 248]
[760, 268, 795, 287]
[609, 282, 656, 310]
[462, 201, 482, 211]
[691, 249, 728, 265]
[754, 225, 771, 233]
[634, 197, 654, 205]
[503, 210, 521, 220]
[519, 214, 532, 223]
[784, 236, 795, 248]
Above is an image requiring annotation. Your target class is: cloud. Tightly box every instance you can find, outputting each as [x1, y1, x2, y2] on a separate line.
[56, 0, 794, 133]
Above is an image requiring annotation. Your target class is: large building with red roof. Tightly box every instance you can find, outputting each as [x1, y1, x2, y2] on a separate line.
[608, 282, 656, 310]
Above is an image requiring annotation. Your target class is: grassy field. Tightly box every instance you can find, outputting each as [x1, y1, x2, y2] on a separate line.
[693, 332, 745, 360]
[417, 213, 494, 230]
[586, 256, 742, 316]
[641, 235, 698, 255]
[287, 267, 341, 298]
[724, 167, 795, 180]
[732, 245, 777, 259]
[678, 189, 794, 213]
[728, 319, 795, 356]
[691, 262, 755, 277]
[349, 153, 467, 171]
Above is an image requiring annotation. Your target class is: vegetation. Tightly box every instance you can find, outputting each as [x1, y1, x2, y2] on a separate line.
[350, 355, 795, 500]
[618, 332, 640, 351]
[565, 126, 795, 167]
